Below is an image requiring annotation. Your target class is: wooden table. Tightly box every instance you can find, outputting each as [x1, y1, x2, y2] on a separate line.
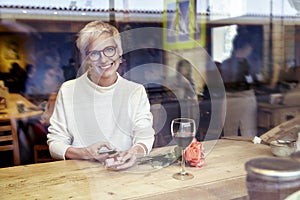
[0, 93, 43, 165]
[0, 139, 273, 200]
[0, 93, 43, 120]
[257, 102, 300, 129]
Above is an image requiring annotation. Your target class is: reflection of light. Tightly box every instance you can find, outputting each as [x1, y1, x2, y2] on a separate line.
[22, 10, 27, 14]
[81, 12, 86, 15]
[209, 0, 245, 20]
[288, 0, 300, 14]
[53, 11, 58, 14]
[0, 20, 39, 37]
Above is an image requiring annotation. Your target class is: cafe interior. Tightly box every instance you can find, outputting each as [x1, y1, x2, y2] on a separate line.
[1, 0, 300, 199]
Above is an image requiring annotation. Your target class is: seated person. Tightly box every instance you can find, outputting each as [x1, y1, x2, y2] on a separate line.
[166, 59, 197, 100]
[47, 21, 155, 170]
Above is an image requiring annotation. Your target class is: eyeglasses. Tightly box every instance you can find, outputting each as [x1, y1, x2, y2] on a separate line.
[87, 46, 117, 61]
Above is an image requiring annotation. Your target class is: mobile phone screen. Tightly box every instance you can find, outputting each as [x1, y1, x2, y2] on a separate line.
[98, 150, 117, 155]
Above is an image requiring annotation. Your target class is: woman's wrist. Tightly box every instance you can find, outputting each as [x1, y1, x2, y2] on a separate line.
[65, 147, 91, 160]
[132, 143, 148, 157]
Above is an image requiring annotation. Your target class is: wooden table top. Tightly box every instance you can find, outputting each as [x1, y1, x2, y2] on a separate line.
[0, 139, 273, 200]
[258, 102, 300, 109]
[0, 93, 43, 120]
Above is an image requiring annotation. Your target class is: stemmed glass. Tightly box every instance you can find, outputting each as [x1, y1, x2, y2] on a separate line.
[171, 118, 196, 180]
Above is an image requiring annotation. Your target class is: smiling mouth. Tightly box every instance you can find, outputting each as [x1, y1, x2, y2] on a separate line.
[98, 63, 113, 69]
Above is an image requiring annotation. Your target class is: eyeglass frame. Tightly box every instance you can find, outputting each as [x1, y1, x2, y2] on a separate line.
[86, 46, 117, 61]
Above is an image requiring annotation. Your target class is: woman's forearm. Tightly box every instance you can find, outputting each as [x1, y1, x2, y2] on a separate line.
[65, 147, 90, 160]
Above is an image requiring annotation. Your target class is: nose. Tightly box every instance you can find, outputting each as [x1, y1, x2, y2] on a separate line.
[97, 51, 108, 62]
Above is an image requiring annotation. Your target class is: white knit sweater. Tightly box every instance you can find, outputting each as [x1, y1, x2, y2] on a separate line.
[47, 72, 155, 159]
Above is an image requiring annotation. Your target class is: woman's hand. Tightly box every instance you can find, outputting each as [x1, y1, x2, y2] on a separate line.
[86, 142, 115, 162]
[105, 148, 141, 170]
[65, 142, 114, 162]
[104, 143, 147, 170]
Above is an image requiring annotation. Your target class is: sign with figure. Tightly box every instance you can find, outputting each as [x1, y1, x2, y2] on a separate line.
[163, 0, 206, 50]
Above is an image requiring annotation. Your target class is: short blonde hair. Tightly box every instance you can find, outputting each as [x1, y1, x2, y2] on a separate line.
[76, 21, 122, 59]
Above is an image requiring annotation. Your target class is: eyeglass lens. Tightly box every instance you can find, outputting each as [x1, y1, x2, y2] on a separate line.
[89, 46, 116, 60]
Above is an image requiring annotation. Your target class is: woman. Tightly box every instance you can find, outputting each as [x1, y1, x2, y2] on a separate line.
[47, 21, 155, 170]
[167, 59, 197, 100]
[175, 59, 196, 99]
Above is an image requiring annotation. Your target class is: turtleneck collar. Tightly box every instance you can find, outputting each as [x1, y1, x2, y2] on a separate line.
[83, 72, 121, 93]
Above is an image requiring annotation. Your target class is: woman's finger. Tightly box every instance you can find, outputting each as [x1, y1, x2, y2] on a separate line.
[116, 155, 136, 170]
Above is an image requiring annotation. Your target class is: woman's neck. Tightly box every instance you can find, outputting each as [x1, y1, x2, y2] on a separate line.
[88, 72, 118, 87]
[97, 73, 118, 87]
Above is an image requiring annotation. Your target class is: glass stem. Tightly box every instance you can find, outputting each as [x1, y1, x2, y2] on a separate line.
[181, 149, 186, 175]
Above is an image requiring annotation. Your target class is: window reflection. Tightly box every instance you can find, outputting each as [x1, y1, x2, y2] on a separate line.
[1, 0, 300, 166]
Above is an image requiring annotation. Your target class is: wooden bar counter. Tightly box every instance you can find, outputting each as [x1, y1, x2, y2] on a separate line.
[0, 139, 273, 200]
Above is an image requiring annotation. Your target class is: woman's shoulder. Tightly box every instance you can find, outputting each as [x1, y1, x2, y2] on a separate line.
[118, 77, 147, 97]
[119, 76, 144, 89]
[60, 78, 77, 88]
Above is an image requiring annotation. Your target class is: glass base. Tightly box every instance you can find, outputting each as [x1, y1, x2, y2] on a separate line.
[172, 172, 194, 180]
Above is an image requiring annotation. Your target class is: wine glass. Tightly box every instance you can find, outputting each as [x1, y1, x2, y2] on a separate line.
[171, 118, 196, 180]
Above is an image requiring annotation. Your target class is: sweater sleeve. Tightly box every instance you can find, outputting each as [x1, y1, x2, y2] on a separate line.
[131, 86, 155, 154]
[47, 88, 72, 160]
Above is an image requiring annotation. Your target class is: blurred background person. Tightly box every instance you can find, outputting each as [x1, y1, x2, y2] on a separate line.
[168, 59, 197, 100]
[25, 63, 40, 95]
[221, 32, 259, 137]
[7, 62, 27, 94]
[42, 68, 63, 95]
[35, 49, 65, 96]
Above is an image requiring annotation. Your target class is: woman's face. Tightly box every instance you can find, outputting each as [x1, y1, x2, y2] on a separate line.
[87, 32, 122, 79]
[178, 66, 189, 78]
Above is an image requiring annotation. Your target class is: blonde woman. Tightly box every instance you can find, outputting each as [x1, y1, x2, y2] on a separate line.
[47, 21, 155, 170]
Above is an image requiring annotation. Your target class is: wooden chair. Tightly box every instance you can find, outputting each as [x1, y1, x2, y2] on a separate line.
[33, 93, 57, 163]
[0, 118, 20, 165]
[34, 144, 54, 163]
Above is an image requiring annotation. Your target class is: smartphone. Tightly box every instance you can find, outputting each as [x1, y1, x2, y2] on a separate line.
[98, 149, 117, 155]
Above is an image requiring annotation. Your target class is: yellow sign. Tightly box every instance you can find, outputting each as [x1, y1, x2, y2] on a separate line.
[163, 0, 206, 50]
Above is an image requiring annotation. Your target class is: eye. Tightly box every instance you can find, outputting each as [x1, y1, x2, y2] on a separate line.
[104, 47, 115, 55]
[106, 47, 114, 51]
[90, 51, 100, 57]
